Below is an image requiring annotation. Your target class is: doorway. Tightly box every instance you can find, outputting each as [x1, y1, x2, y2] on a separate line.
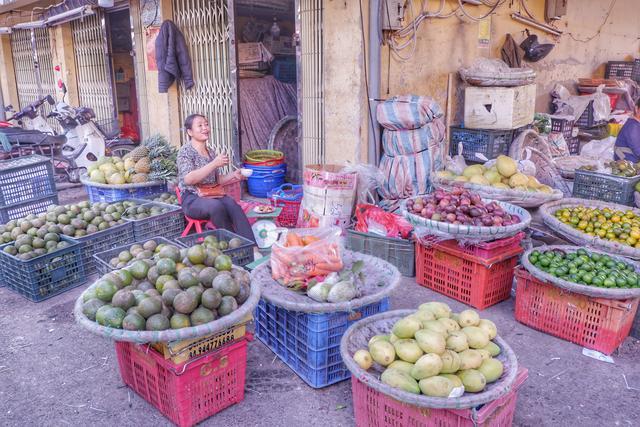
[234, 0, 299, 182]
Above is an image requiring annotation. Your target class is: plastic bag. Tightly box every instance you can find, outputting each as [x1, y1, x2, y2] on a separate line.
[581, 136, 615, 159]
[270, 226, 343, 289]
[354, 204, 413, 239]
[342, 162, 385, 205]
[445, 142, 467, 175]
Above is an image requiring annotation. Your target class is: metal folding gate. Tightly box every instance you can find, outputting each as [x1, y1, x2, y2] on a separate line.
[10, 28, 56, 118]
[72, 11, 118, 135]
[172, 0, 239, 163]
[297, 0, 324, 165]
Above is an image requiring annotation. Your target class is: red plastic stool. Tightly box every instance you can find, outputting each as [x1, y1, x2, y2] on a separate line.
[175, 187, 215, 237]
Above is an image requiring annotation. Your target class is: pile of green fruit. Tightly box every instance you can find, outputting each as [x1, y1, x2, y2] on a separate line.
[106, 239, 165, 269]
[353, 302, 504, 397]
[122, 201, 174, 220]
[2, 232, 72, 260]
[554, 206, 640, 248]
[0, 202, 129, 244]
[81, 242, 249, 331]
[528, 248, 640, 288]
[149, 192, 178, 205]
[198, 233, 246, 251]
[605, 160, 640, 178]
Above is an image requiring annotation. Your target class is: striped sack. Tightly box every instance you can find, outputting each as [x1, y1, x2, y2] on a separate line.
[378, 149, 432, 203]
[376, 95, 444, 131]
[381, 121, 445, 172]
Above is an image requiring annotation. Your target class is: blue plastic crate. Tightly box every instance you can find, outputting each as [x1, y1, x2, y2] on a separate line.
[93, 236, 177, 276]
[450, 127, 514, 163]
[0, 236, 86, 302]
[84, 181, 168, 203]
[174, 229, 255, 267]
[0, 194, 58, 224]
[122, 200, 185, 241]
[77, 221, 135, 276]
[254, 297, 390, 388]
[272, 56, 296, 83]
[0, 155, 56, 207]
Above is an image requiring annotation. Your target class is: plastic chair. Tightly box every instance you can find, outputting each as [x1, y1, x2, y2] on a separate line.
[175, 187, 215, 237]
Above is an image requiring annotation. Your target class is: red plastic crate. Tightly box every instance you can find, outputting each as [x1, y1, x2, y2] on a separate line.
[270, 197, 301, 227]
[352, 368, 528, 427]
[514, 268, 639, 355]
[416, 238, 523, 310]
[115, 338, 247, 427]
[433, 232, 524, 259]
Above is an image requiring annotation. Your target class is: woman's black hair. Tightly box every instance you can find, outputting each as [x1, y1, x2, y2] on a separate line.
[184, 114, 208, 137]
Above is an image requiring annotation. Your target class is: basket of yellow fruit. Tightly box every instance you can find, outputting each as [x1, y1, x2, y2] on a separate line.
[435, 155, 563, 208]
[541, 198, 640, 260]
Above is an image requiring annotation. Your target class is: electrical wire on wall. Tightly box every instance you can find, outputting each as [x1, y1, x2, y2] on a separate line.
[385, 0, 508, 61]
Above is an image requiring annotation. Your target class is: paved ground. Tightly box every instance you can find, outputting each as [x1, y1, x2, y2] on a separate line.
[1, 186, 639, 426]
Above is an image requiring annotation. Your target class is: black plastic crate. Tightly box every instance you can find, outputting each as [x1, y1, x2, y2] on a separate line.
[121, 200, 185, 241]
[0, 194, 58, 224]
[345, 229, 415, 277]
[174, 229, 255, 267]
[572, 169, 640, 206]
[77, 222, 135, 276]
[576, 100, 607, 128]
[605, 61, 639, 81]
[0, 236, 85, 302]
[449, 127, 514, 162]
[0, 155, 56, 207]
[93, 236, 176, 276]
[550, 116, 575, 141]
[566, 137, 580, 155]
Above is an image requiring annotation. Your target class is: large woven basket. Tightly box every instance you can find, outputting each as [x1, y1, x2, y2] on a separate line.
[340, 309, 519, 410]
[251, 250, 400, 314]
[433, 176, 563, 208]
[401, 197, 531, 240]
[74, 266, 260, 343]
[521, 245, 640, 300]
[540, 198, 640, 260]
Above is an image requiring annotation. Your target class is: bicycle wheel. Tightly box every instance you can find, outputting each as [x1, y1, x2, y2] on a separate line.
[108, 143, 135, 158]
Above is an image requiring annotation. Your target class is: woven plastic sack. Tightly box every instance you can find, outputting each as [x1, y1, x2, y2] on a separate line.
[376, 95, 444, 131]
[270, 226, 343, 287]
[378, 150, 432, 210]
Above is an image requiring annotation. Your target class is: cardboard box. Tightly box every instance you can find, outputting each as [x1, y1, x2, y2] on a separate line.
[464, 84, 536, 130]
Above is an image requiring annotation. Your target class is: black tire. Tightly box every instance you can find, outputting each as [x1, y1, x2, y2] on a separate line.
[108, 143, 136, 158]
[52, 156, 81, 183]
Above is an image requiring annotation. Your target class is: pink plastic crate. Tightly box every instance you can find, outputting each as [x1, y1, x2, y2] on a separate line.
[352, 368, 528, 427]
[115, 338, 247, 427]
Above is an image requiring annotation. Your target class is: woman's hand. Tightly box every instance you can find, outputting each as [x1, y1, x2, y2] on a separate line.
[211, 153, 229, 169]
[233, 169, 245, 181]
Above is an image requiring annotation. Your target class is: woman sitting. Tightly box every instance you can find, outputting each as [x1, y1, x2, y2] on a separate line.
[177, 114, 255, 242]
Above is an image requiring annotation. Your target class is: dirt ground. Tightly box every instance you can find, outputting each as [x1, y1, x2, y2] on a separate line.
[1, 186, 640, 427]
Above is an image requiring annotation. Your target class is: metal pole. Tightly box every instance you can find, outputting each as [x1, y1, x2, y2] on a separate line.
[0, 78, 6, 121]
[368, 0, 381, 165]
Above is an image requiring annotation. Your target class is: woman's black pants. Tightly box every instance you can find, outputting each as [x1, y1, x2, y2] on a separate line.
[182, 193, 255, 242]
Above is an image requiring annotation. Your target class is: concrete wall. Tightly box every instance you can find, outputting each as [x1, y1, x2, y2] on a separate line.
[381, 0, 640, 123]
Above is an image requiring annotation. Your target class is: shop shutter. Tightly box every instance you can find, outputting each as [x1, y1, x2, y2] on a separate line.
[172, 0, 239, 165]
[72, 11, 118, 136]
[297, 0, 324, 165]
[10, 28, 56, 123]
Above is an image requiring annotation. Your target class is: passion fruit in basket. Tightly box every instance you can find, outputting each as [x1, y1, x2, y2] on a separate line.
[406, 188, 522, 227]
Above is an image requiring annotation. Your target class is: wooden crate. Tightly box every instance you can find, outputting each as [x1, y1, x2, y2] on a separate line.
[464, 84, 536, 130]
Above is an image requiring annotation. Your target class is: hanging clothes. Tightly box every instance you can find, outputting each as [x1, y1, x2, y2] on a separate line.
[155, 20, 195, 93]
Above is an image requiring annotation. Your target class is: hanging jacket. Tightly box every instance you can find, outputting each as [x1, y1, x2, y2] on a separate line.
[155, 20, 194, 93]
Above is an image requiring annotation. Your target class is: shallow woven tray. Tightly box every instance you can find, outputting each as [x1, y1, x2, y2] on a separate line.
[433, 177, 563, 208]
[521, 245, 640, 300]
[540, 198, 640, 260]
[251, 250, 400, 314]
[74, 265, 260, 343]
[400, 197, 531, 240]
[80, 175, 166, 189]
[340, 309, 518, 410]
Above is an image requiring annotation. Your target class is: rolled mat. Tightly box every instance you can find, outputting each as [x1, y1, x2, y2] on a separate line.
[340, 309, 519, 409]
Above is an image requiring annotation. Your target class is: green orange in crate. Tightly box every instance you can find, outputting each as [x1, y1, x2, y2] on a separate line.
[415, 234, 524, 310]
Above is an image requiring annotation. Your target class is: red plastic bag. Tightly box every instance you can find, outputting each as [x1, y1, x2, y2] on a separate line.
[354, 204, 413, 239]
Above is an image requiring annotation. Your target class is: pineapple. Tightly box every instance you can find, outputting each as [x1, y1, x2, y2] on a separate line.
[134, 157, 151, 174]
[131, 173, 148, 184]
[124, 145, 149, 162]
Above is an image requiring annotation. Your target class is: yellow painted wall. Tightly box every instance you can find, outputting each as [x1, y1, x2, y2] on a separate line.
[381, 0, 640, 122]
